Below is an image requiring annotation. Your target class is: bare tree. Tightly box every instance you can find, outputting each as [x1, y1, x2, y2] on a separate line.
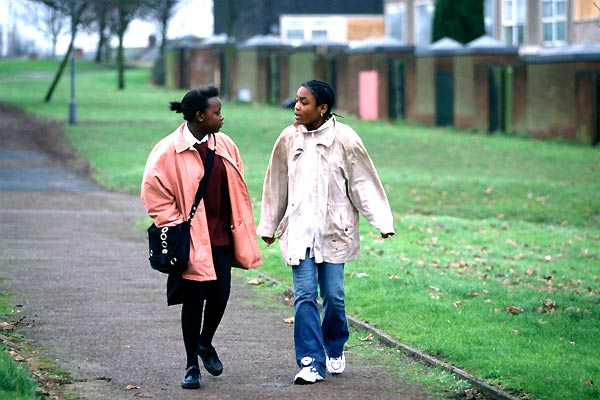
[222, 0, 240, 99]
[33, 0, 88, 102]
[105, 0, 146, 89]
[219, 0, 270, 98]
[149, 0, 179, 57]
[88, 0, 111, 63]
[146, 0, 181, 85]
[26, 1, 69, 58]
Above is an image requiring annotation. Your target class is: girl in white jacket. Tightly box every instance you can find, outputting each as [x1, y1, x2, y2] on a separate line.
[257, 80, 395, 384]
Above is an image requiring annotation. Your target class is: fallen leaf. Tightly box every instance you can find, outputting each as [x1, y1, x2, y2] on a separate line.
[388, 274, 399, 280]
[512, 330, 520, 335]
[125, 384, 140, 390]
[533, 298, 557, 313]
[505, 305, 524, 315]
[247, 278, 262, 285]
[453, 300, 462, 308]
[360, 333, 374, 341]
[282, 317, 294, 324]
[9, 350, 24, 362]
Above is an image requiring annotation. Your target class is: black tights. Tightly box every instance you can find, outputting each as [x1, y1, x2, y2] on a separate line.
[181, 246, 233, 368]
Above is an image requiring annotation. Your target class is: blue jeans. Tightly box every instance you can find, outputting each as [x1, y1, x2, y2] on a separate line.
[292, 250, 349, 376]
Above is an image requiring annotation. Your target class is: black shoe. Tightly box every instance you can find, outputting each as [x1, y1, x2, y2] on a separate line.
[181, 365, 201, 389]
[198, 343, 223, 376]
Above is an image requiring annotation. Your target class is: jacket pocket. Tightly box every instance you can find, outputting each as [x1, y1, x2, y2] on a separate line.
[231, 220, 259, 269]
[327, 203, 354, 243]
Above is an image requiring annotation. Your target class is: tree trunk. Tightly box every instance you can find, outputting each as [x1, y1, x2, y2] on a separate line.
[44, 36, 73, 102]
[44, 2, 86, 102]
[117, 32, 125, 89]
[95, 26, 107, 63]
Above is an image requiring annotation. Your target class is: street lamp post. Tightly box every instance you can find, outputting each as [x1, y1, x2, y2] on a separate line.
[68, 3, 76, 125]
[69, 46, 76, 125]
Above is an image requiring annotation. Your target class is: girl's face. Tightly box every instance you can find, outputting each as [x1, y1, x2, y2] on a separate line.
[197, 97, 224, 133]
[294, 86, 328, 129]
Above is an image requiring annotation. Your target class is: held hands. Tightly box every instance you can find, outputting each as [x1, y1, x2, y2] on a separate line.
[263, 234, 393, 244]
[261, 236, 276, 247]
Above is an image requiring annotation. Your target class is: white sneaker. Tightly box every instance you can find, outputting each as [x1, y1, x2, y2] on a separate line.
[294, 356, 324, 385]
[326, 352, 346, 374]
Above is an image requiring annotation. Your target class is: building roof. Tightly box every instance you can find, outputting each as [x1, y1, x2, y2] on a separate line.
[522, 41, 600, 63]
[465, 35, 518, 55]
[346, 36, 413, 53]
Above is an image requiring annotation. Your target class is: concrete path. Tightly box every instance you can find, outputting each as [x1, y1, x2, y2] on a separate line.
[0, 104, 433, 400]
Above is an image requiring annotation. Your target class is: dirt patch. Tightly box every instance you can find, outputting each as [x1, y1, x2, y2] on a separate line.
[0, 102, 92, 177]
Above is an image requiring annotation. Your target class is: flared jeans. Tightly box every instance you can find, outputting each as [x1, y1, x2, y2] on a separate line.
[292, 250, 349, 376]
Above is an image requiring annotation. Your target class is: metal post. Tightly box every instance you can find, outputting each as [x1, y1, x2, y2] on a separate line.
[69, 47, 76, 125]
[68, 3, 76, 125]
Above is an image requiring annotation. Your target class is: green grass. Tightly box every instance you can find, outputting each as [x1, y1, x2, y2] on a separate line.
[0, 294, 39, 400]
[0, 351, 38, 400]
[1, 59, 599, 400]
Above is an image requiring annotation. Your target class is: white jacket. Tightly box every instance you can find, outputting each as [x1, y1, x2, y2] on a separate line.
[257, 117, 395, 266]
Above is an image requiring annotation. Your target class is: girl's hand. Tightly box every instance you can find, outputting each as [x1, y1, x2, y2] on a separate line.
[261, 236, 275, 246]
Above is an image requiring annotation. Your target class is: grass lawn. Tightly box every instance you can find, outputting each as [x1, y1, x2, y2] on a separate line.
[0, 293, 39, 400]
[0, 58, 599, 400]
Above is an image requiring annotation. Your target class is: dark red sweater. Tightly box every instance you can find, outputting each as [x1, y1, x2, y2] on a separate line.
[195, 142, 232, 246]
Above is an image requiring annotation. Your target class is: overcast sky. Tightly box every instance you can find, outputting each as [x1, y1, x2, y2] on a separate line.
[0, 0, 214, 56]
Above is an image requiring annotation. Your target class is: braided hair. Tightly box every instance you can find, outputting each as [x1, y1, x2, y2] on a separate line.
[169, 85, 219, 122]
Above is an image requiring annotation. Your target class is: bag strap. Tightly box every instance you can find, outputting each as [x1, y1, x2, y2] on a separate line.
[188, 134, 216, 221]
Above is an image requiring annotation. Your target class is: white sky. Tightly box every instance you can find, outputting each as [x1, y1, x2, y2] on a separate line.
[0, 0, 214, 56]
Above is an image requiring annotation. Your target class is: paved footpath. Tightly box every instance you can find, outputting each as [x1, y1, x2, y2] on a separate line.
[0, 105, 434, 400]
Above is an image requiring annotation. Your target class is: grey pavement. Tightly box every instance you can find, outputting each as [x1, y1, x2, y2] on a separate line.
[0, 105, 433, 400]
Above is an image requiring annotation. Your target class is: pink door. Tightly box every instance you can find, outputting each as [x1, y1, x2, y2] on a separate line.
[359, 70, 379, 120]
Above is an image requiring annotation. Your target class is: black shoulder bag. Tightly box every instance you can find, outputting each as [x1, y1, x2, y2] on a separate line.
[147, 138, 215, 274]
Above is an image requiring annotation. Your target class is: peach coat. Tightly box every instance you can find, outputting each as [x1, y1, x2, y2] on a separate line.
[141, 124, 261, 281]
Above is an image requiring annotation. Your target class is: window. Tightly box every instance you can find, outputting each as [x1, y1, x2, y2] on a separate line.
[502, 0, 525, 46]
[310, 20, 328, 41]
[386, 3, 406, 42]
[311, 29, 328, 40]
[281, 16, 349, 43]
[542, 0, 567, 44]
[285, 20, 305, 41]
[416, 1, 434, 46]
[286, 29, 305, 41]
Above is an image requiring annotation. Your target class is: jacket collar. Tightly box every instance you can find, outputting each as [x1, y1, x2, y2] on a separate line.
[174, 123, 215, 153]
[294, 116, 336, 148]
